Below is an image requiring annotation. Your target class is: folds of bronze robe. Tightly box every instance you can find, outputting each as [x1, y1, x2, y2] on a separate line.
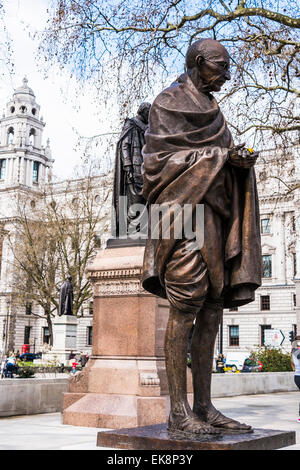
[112, 117, 147, 236]
[141, 74, 261, 309]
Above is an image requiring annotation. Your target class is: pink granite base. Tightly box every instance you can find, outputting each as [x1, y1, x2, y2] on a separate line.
[62, 245, 171, 429]
[63, 393, 167, 428]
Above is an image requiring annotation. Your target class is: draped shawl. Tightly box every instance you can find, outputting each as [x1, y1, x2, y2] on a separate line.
[141, 74, 261, 308]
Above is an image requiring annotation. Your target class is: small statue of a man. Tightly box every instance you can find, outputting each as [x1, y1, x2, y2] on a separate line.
[112, 102, 151, 237]
[58, 276, 74, 316]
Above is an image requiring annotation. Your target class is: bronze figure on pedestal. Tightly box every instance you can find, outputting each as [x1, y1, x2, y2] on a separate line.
[142, 38, 261, 435]
[113, 102, 151, 237]
[58, 276, 74, 316]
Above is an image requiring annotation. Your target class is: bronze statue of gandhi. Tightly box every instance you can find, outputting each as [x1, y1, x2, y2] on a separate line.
[141, 38, 261, 435]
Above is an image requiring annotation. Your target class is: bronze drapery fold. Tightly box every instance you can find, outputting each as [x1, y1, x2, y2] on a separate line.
[141, 73, 261, 309]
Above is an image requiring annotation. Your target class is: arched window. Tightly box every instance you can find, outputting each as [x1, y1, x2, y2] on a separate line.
[0, 159, 6, 179]
[20, 105, 27, 114]
[33, 161, 39, 183]
[7, 127, 14, 144]
[29, 129, 36, 146]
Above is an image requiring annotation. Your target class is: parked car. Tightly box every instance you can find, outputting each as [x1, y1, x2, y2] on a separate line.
[241, 358, 262, 373]
[224, 352, 249, 372]
[19, 352, 42, 362]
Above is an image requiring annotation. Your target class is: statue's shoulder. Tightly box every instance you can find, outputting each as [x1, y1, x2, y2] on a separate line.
[118, 118, 135, 141]
[121, 117, 134, 131]
[153, 74, 186, 109]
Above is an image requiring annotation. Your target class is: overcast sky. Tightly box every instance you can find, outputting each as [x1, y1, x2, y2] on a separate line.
[0, 0, 116, 179]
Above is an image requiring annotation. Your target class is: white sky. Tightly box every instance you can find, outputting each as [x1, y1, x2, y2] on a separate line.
[0, 0, 116, 179]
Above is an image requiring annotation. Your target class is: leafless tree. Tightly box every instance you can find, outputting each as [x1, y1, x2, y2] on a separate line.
[9, 175, 111, 345]
[38, 0, 299, 150]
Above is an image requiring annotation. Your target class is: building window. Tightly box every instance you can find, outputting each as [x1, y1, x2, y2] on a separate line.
[43, 327, 50, 344]
[87, 326, 93, 346]
[261, 218, 270, 234]
[94, 234, 101, 248]
[33, 161, 39, 182]
[0, 159, 6, 179]
[294, 294, 297, 307]
[24, 326, 31, 345]
[89, 301, 94, 315]
[293, 253, 297, 277]
[260, 325, 272, 346]
[261, 295, 270, 311]
[262, 255, 272, 278]
[29, 128, 36, 146]
[7, 127, 14, 144]
[25, 302, 32, 315]
[229, 325, 239, 346]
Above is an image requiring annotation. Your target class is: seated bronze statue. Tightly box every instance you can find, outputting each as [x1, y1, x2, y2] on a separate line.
[141, 38, 261, 434]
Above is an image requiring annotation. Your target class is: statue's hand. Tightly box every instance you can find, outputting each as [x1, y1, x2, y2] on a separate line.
[124, 165, 134, 184]
[228, 143, 259, 169]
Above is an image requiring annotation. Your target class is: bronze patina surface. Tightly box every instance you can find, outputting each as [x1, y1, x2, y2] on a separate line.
[97, 423, 295, 450]
[141, 38, 262, 435]
[113, 102, 151, 237]
[58, 276, 74, 316]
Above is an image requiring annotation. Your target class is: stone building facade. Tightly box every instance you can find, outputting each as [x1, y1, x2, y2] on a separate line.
[0, 79, 299, 361]
[220, 144, 300, 356]
[0, 79, 111, 357]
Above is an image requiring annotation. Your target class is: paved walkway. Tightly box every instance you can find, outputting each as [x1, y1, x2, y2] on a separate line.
[0, 391, 299, 450]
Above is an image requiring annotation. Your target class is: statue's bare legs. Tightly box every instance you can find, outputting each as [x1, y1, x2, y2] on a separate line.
[191, 300, 252, 432]
[165, 306, 220, 434]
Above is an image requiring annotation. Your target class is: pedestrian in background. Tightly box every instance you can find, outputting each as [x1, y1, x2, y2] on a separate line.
[291, 337, 300, 422]
[5, 352, 16, 378]
[216, 353, 225, 373]
[71, 359, 78, 375]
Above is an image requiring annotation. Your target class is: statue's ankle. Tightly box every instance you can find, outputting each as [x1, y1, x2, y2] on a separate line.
[169, 403, 191, 421]
[193, 402, 212, 419]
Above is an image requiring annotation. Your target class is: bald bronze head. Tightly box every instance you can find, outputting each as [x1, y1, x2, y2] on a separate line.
[185, 38, 231, 93]
[137, 102, 151, 124]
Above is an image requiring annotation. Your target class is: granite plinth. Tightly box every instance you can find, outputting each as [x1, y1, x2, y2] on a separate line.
[97, 422, 296, 451]
[62, 244, 170, 429]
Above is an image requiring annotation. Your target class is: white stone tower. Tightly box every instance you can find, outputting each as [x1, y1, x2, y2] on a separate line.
[0, 77, 54, 189]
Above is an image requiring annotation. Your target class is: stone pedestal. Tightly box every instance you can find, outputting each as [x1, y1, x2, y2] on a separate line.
[62, 244, 172, 428]
[97, 423, 296, 450]
[49, 315, 78, 364]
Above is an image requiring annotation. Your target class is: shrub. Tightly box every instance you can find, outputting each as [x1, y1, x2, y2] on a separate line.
[17, 367, 35, 378]
[251, 347, 293, 372]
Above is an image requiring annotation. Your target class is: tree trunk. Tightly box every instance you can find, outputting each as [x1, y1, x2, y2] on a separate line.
[45, 304, 54, 347]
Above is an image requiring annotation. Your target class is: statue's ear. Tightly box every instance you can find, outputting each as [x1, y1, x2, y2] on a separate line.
[196, 55, 204, 67]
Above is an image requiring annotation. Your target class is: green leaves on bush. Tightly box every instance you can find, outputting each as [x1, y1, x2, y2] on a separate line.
[251, 347, 293, 372]
[17, 367, 35, 378]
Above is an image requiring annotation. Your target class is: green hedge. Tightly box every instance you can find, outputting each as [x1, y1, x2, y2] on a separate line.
[250, 347, 293, 372]
[16, 363, 82, 378]
[17, 367, 35, 378]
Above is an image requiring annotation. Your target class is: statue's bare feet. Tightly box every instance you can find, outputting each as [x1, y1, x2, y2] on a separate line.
[195, 404, 253, 433]
[168, 411, 221, 435]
